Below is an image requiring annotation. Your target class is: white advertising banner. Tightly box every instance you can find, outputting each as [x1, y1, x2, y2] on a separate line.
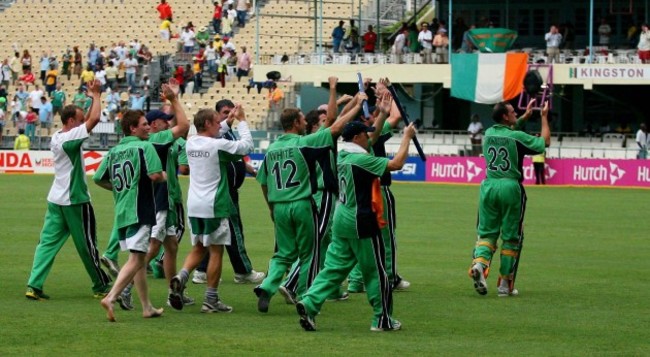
[0, 150, 106, 174]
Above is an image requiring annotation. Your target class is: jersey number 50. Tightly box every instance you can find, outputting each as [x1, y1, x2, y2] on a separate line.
[112, 161, 135, 193]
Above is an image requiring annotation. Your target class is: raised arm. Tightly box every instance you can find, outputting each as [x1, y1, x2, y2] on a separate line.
[369, 90, 392, 144]
[386, 123, 416, 171]
[84, 79, 103, 133]
[162, 78, 190, 139]
[329, 92, 367, 138]
[324, 76, 339, 128]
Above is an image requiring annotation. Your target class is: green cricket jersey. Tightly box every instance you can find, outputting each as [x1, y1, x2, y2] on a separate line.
[149, 130, 175, 211]
[257, 128, 334, 203]
[333, 142, 389, 240]
[370, 121, 393, 186]
[93, 136, 162, 228]
[169, 137, 187, 204]
[482, 124, 546, 181]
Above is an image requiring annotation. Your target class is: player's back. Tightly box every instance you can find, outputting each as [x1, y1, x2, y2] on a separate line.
[482, 124, 545, 181]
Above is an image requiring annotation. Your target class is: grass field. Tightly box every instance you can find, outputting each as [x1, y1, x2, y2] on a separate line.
[0, 174, 648, 355]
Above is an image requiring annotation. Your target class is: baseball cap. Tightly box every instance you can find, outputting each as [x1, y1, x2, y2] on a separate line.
[341, 121, 375, 141]
[145, 110, 174, 123]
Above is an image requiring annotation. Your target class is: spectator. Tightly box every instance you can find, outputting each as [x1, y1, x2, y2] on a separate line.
[545, 25, 562, 63]
[139, 75, 151, 112]
[222, 8, 234, 38]
[392, 28, 407, 62]
[72, 47, 83, 79]
[160, 17, 173, 41]
[212, 1, 223, 34]
[80, 65, 95, 88]
[157, 0, 173, 21]
[460, 24, 476, 53]
[39, 96, 53, 135]
[362, 25, 377, 53]
[2, 59, 12, 87]
[10, 52, 21, 85]
[180, 26, 196, 53]
[87, 44, 100, 71]
[332, 20, 345, 53]
[28, 84, 43, 115]
[433, 28, 449, 63]
[124, 53, 138, 89]
[236, 46, 251, 81]
[94, 64, 107, 91]
[173, 64, 186, 96]
[105, 88, 120, 121]
[268, 82, 283, 108]
[14, 128, 30, 150]
[44, 64, 58, 96]
[105, 60, 118, 91]
[196, 26, 211, 46]
[418, 22, 433, 63]
[25, 107, 37, 142]
[192, 57, 202, 93]
[19, 69, 35, 88]
[21, 49, 32, 72]
[533, 151, 546, 184]
[343, 19, 360, 54]
[452, 17, 469, 51]
[636, 123, 649, 159]
[51, 83, 66, 119]
[598, 18, 611, 47]
[638, 24, 650, 63]
[205, 43, 217, 78]
[39, 52, 50, 84]
[235, 0, 250, 27]
[467, 114, 483, 156]
[49, 54, 59, 71]
[407, 23, 420, 54]
[73, 86, 90, 114]
[61, 49, 72, 80]
[129, 90, 147, 110]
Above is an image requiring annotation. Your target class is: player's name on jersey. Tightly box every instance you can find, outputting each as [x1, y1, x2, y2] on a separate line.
[188, 150, 211, 158]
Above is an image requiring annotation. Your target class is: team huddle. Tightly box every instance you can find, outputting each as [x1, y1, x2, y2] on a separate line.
[23, 76, 550, 332]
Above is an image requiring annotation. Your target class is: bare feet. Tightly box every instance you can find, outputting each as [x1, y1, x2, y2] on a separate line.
[143, 307, 164, 319]
[101, 297, 116, 322]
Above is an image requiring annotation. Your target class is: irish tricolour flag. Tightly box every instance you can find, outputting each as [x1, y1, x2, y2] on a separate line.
[451, 53, 528, 104]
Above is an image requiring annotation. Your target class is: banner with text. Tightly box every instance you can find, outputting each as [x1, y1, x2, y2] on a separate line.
[425, 157, 650, 187]
[0, 150, 106, 174]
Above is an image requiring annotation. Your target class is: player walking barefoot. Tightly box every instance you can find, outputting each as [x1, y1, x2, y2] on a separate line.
[93, 101, 171, 321]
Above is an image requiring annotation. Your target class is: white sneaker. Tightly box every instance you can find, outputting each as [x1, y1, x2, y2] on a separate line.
[234, 270, 266, 284]
[470, 264, 488, 296]
[497, 287, 519, 297]
[192, 271, 207, 284]
[394, 279, 410, 291]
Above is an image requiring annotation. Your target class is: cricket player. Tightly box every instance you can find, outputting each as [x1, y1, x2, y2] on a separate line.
[255, 94, 366, 313]
[296, 120, 417, 332]
[93, 106, 168, 322]
[25, 79, 111, 301]
[168, 105, 254, 312]
[469, 100, 550, 297]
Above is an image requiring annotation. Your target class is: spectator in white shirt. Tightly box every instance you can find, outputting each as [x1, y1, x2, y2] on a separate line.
[636, 123, 649, 159]
[545, 25, 563, 63]
[418, 23, 433, 64]
[467, 114, 484, 156]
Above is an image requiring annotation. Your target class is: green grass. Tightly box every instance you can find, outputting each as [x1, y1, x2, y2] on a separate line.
[1, 175, 648, 355]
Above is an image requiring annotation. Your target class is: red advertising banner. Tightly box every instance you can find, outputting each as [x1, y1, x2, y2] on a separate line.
[426, 157, 650, 188]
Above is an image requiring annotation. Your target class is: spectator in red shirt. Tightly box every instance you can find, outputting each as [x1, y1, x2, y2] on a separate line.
[157, 0, 173, 21]
[363, 25, 378, 53]
[174, 65, 185, 96]
[213, 1, 223, 34]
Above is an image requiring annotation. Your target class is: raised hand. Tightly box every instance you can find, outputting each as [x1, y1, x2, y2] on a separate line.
[328, 76, 338, 89]
[376, 92, 393, 115]
[541, 100, 549, 117]
[404, 122, 416, 139]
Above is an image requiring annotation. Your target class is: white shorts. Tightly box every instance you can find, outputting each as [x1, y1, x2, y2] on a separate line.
[151, 210, 177, 242]
[160, 30, 170, 41]
[189, 217, 232, 247]
[119, 225, 152, 253]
